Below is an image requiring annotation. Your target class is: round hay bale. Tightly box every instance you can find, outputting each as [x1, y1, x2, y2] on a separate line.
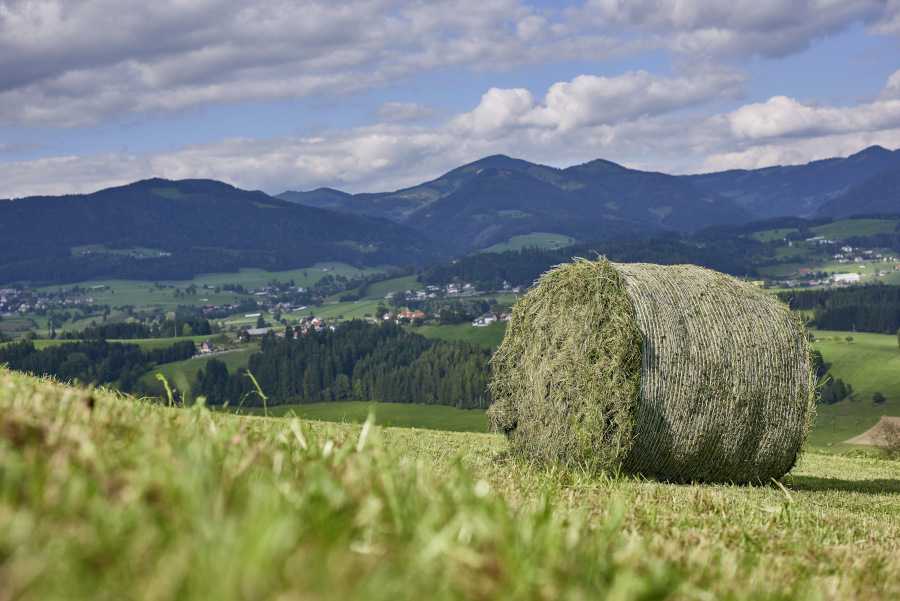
[489, 258, 816, 484]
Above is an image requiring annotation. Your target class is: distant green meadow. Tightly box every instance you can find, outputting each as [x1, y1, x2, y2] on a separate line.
[809, 329, 900, 401]
[224, 401, 489, 433]
[140, 348, 254, 393]
[412, 322, 508, 351]
[480, 232, 577, 253]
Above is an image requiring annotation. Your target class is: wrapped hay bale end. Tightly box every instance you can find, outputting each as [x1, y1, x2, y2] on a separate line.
[489, 258, 816, 484]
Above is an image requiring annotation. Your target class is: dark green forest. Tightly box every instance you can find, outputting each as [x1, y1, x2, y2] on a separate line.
[422, 236, 763, 290]
[57, 317, 213, 340]
[193, 320, 491, 409]
[0, 178, 440, 286]
[779, 286, 900, 334]
[0, 339, 196, 390]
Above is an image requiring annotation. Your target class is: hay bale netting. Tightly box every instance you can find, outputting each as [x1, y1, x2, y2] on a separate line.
[489, 258, 816, 484]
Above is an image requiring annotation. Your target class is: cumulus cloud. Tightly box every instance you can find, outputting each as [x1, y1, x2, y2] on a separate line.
[2, 0, 891, 128]
[5, 69, 900, 199]
[727, 93, 900, 139]
[447, 69, 745, 136]
[371, 102, 444, 122]
[0, 0, 586, 127]
[572, 0, 887, 59]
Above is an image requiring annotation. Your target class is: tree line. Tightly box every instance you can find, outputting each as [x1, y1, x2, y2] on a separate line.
[193, 320, 491, 409]
[0, 338, 196, 390]
[779, 285, 900, 334]
[56, 317, 214, 340]
[421, 236, 763, 291]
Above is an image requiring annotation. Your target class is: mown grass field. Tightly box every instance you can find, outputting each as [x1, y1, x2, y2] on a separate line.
[226, 401, 489, 433]
[809, 398, 900, 451]
[2, 368, 900, 601]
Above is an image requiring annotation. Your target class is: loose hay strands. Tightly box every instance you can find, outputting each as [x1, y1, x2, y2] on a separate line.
[489, 258, 817, 484]
[489, 258, 643, 474]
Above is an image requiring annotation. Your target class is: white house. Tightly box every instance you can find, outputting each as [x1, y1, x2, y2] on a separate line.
[833, 273, 860, 284]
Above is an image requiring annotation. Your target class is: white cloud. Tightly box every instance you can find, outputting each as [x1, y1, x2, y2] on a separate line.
[727, 94, 900, 139]
[372, 102, 444, 122]
[2, 0, 891, 128]
[5, 70, 899, 199]
[573, 0, 887, 59]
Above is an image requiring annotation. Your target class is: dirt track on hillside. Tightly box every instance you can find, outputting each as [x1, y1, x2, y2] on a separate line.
[844, 416, 900, 445]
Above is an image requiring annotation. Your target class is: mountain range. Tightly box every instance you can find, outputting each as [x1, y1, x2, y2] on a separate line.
[2, 146, 898, 285]
[279, 145, 900, 252]
[0, 178, 437, 285]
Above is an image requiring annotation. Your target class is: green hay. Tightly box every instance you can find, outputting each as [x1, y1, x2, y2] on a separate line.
[489, 259, 643, 474]
[489, 258, 817, 484]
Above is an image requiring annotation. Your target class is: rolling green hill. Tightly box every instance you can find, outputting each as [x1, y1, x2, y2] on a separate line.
[814, 163, 900, 219]
[404, 163, 749, 252]
[280, 155, 752, 253]
[0, 178, 441, 286]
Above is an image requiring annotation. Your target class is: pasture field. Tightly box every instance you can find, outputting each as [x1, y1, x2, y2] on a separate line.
[480, 232, 577, 253]
[0, 333, 217, 351]
[750, 227, 799, 242]
[70, 244, 168, 257]
[227, 401, 489, 433]
[29, 263, 392, 319]
[412, 322, 508, 351]
[808, 397, 900, 451]
[364, 275, 420, 300]
[810, 218, 899, 239]
[809, 329, 900, 401]
[139, 348, 253, 393]
[2, 368, 900, 601]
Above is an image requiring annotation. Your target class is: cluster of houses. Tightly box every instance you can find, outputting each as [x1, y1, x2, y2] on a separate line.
[0, 287, 96, 316]
[472, 312, 511, 327]
[385, 280, 526, 302]
[236, 316, 341, 342]
[380, 310, 426, 323]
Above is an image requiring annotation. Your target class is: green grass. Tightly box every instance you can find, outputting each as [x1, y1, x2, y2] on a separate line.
[810, 329, 900, 401]
[228, 401, 488, 433]
[807, 398, 900, 451]
[139, 349, 253, 394]
[1, 333, 215, 351]
[364, 275, 420, 300]
[70, 244, 169, 258]
[480, 232, 577, 253]
[30, 264, 391, 314]
[750, 227, 799, 242]
[411, 322, 508, 351]
[811, 218, 899, 239]
[4, 368, 900, 600]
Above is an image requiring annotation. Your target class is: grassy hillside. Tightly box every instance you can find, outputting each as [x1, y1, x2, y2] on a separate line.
[0, 178, 438, 286]
[139, 348, 253, 393]
[480, 232, 577, 253]
[412, 322, 508, 351]
[810, 329, 900, 400]
[3, 368, 900, 600]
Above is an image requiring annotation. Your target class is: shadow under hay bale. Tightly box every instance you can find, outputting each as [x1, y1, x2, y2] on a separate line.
[488, 258, 817, 484]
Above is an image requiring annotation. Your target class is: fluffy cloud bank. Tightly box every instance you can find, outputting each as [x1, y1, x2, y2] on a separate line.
[1, 0, 895, 127]
[3, 69, 900, 199]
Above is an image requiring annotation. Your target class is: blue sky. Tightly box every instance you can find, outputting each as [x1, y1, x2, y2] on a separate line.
[1, 0, 899, 198]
